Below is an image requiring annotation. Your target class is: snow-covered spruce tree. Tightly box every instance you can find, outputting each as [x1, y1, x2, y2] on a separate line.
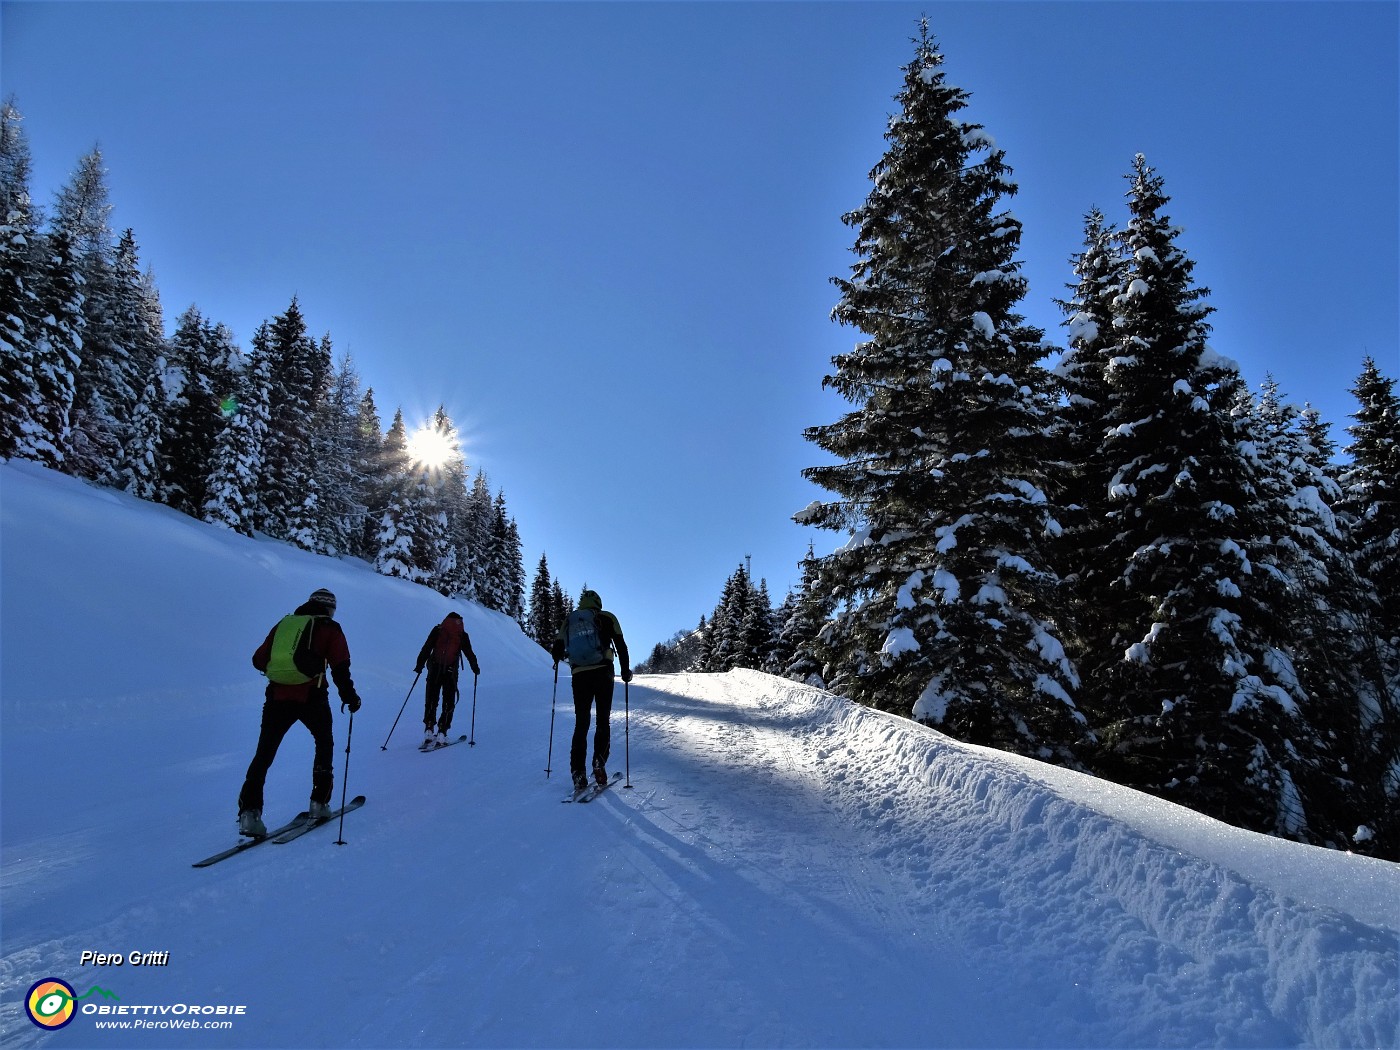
[1337, 357, 1400, 853]
[692, 613, 714, 673]
[503, 515, 526, 623]
[374, 409, 429, 582]
[1240, 380, 1388, 850]
[53, 149, 140, 484]
[1339, 358, 1400, 658]
[745, 577, 778, 672]
[798, 23, 1085, 763]
[26, 225, 83, 468]
[253, 298, 327, 546]
[704, 565, 749, 672]
[0, 97, 45, 461]
[420, 405, 471, 597]
[552, 579, 574, 632]
[1078, 155, 1324, 840]
[773, 550, 832, 685]
[201, 341, 269, 536]
[109, 232, 167, 499]
[459, 470, 495, 601]
[767, 588, 799, 676]
[114, 352, 165, 500]
[352, 388, 386, 560]
[1052, 208, 1128, 667]
[161, 308, 240, 516]
[310, 351, 368, 557]
[528, 553, 559, 649]
[478, 491, 524, 615]
[703, 564, 776, 672]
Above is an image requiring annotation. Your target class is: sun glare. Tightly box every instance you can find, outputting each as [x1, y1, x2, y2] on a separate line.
[407, 426, 458, 470]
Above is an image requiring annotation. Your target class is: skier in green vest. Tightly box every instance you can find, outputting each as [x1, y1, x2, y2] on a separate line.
[237, 588, 361, 837]
[552, 589, 632, 794]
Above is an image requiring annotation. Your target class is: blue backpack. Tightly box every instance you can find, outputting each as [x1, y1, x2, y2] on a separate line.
[565, 608, 610, 667]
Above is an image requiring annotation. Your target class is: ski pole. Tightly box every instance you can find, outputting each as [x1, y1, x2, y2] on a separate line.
[468, 673, 478, 746]
[545, 663, 558, 778]
[381, 669, 423, 750]
[335, 710, 354, 846]
[623, 678, 632, 789]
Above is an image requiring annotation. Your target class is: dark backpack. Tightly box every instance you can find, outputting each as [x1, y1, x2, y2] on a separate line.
[265, 614, 324, 685]
[432, 616, 464, 672]
[565, 607, 609, 667]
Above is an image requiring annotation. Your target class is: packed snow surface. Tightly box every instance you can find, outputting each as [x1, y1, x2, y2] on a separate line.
[1, 460, 1397, 1048]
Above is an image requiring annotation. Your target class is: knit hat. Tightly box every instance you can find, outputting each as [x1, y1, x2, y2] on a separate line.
[308, 588, 337, 614]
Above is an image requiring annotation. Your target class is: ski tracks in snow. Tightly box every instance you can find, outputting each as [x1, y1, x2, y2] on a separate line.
[598, 670, 1398, 1049]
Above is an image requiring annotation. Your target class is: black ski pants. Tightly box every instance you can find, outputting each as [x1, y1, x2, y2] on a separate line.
[239, 695, 335, 810]
[570, 665, 614, 779]
[423, 668, 460, 733]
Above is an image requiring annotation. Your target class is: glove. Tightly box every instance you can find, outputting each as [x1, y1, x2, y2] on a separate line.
[342, 693, 362, 714]
[414, 664, 424, 675]
[470, 662, 481, 676]
[621, 668, 633, 683]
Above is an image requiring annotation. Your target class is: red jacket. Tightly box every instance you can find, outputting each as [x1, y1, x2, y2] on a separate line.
[252, 602, 357, 703]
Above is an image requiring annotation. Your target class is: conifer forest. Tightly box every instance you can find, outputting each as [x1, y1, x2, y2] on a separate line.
[3, 24, 1397, 861]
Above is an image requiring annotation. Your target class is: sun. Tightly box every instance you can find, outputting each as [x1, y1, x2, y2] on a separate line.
[407, 425, 458, 471]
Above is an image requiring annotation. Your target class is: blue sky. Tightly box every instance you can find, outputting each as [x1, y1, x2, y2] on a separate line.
[4, 1, 1396, 657]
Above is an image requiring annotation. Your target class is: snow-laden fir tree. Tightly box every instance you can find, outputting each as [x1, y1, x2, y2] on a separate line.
[458, 470, 496, 602]
[1052, 207, 1127, 664]
[1338, 358, 1400, 660]
[703, 565, 752, 672]
[478, 492, 525, 617]
[528, 553, 559, 649]
[52, 149, 140, 483]
[311, 352, 370, 557]
[798, 22, 1085, 763]
[1234, 379, 1389, 848]
[1074, 155, 1325, 839]
[161, 308, 240, 516]
[109, 231, 167, 498]
[352, 388, 386, 560]
[421, 405, 471, 596]
[1336, 357, 1400, 850]
[374, 409, 429, 582]
[254, 298, 327, 544]
[0, 97, 46, 461]
[27, 224, 83, 468]
[202, 342, 269, 536]
[770, 549, 831, 685]
[115, 352, 165, 500]
[552, 579, 574, 633]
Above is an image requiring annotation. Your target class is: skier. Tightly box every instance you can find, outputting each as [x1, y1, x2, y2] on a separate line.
[552, 589, 632, 794]
[237, 588, 361, 837]
[414, 611, 481, 748]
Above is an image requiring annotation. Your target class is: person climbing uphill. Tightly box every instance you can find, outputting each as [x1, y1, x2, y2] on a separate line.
[414, 611, 480, 749]
[238, 588, 361, 837]
[552, 589, 631, 795]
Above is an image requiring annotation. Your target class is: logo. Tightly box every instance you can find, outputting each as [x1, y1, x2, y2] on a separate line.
[25, 979, 77, 1030]
[24, 979, 121, 1030]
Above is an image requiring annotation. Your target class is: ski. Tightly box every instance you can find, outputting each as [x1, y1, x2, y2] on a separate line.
[563, 772, 623, 803]
[270, 795, 367, 845]
[192, 813, 312, 868]
[578, 772, 624, 802]
[420, 734, 468, 752]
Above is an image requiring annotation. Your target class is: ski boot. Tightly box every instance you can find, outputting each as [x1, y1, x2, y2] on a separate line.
[238, 808, 267, 838]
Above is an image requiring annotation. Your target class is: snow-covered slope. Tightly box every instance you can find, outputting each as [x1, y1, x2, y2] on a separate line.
[2, 460, 1396, 1048]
